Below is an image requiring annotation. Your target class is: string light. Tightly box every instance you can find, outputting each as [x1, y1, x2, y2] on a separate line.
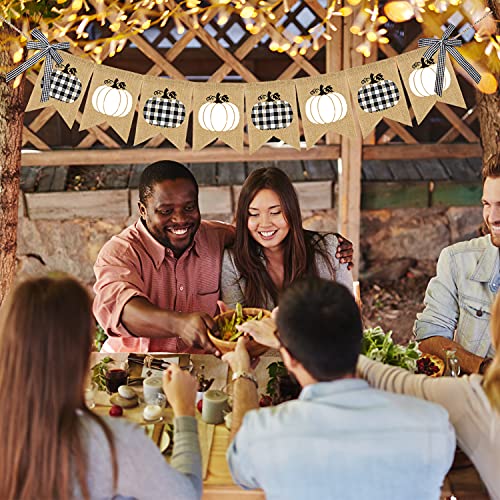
[0, 0, 495, 65]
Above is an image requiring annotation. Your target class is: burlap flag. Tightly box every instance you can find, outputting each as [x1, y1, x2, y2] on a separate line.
[192, 83, 244, 152]
[396, 47, 466, 124]
[345, 58, 412, 138]
[295, 73, 357, 148]
[25, 53, 94, 128]
[245, 81, 300, 154]
[80, 65, 142, 142]
[135, 76, 193, 148]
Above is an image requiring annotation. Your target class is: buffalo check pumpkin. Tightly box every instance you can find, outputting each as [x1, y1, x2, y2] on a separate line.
[41, 63, 82, 104]
[251, 91, 293, 130]
[143, 88, 186, 128]
[357, 73, 400, 113]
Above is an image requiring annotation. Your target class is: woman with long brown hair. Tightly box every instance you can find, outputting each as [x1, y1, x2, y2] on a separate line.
[0, 273, 202, 500]
[358, 293, 500, 499]
[221, 167, 353, 309]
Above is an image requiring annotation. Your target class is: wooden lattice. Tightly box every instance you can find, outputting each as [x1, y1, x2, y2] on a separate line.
[21, 0, 480, 166]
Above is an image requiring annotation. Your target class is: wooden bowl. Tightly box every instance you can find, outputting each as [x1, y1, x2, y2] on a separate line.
[208, 307, 272, 357]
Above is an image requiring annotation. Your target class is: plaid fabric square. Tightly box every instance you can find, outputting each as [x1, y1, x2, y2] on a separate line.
[143, 98, 186, 128]
[357, 81, 400, 113]
[48, 71, 82, 103]
[251, 101, 294, 130]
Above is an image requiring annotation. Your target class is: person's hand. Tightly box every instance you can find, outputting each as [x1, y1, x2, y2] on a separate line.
[163, 364, 198, 417]
[236, 317, 280, 349]
[217, 300, 229, 314]
[222, 336, 252, 373]
[334, 233, 354, 271]
[177, 312, 220, 356]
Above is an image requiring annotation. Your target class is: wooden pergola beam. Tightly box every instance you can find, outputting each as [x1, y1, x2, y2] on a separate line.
[20, 143, 481, 167]
[20, 144, 341, 166]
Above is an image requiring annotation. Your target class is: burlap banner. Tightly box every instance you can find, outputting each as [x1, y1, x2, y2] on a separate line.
[295, 73, 357, 148]
[397, 47, 466, 125]
[135, 76, 192, 148]
[245, 81, 300, 154]
[25, 52, 94, 128]
[80, 65, 142, 142]
[345, 58, 412, 138]
[192, 83, 244, 152]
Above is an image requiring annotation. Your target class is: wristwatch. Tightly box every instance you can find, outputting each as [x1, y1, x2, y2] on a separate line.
[479, 357, 493, 375]
[232, 370, 258, 387]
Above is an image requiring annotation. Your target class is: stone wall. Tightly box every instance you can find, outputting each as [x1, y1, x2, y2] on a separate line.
[16, 205, 483, 287]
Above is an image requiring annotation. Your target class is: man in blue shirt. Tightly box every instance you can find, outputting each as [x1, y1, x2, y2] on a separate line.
[224, 278, 455, 500]
[414, 163, 499, 374]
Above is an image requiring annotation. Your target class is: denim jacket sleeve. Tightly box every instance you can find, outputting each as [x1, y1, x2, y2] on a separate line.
[414, 246, 459, 342]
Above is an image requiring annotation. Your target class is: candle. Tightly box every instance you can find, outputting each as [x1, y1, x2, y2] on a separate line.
[202, 389, 228, 424]
[143, 376, 164, 404]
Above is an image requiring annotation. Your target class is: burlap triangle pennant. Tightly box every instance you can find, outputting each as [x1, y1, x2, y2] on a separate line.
[79, 65, 142, 142]
[345, 58, 412, 138]
[134, 76, 192, 149]
[25, 53, 94, 128]
[397, 47, 466, 125]
[192, 83, 244, 152]
[295, 73, 357, 148]
[245, 81, 300, 154]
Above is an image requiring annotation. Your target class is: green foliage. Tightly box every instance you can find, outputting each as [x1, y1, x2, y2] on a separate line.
[265, 361, 288, 397]
[361, 326, 421, 372]
[90, 355, 112, 391]
[94, 324, 108, 352]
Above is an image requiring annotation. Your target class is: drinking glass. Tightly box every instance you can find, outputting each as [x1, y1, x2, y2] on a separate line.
[105, 361, 129, 393]
[445, 350, 461, 377]
[84, 382, 97, 409]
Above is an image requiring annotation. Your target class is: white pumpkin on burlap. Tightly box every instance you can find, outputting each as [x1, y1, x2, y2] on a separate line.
[198, 93, 240, 132]
[409, 57, 451, 98]
[92, 78, 133, 118]
[305, 84, 347, 125]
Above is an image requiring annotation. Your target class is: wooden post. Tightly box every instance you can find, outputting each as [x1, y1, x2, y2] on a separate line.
[338, 17, 364, 278]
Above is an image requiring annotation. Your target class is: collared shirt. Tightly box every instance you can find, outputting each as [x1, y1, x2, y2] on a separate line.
[415, 235, 498, 357]
[227, 378, 455, 500]
[93, 218, 234, 353]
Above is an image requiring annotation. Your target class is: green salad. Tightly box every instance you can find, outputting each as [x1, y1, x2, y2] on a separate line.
[217, 303, 264, 342]
[361, 326, 421, 372]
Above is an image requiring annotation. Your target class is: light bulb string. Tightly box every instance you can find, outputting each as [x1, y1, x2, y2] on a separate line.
[450, 8, 494, 40]
[0, 15, 30, 39]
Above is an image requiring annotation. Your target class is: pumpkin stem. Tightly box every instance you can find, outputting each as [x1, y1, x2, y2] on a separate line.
[266, 91, 273, 102]
[420, 57, 430, 68]
[214, 92, 224, 103]
[162, 88, 170, 98]
[369, 73, 377, 84]
[318, 84, 326, 95]
[62, 63, 71, 74]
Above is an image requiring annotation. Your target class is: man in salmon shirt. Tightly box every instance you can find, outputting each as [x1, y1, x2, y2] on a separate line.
[93, 161, 353, 353]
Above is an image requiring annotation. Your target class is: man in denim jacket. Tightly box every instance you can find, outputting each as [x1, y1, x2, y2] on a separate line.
[414, 164, 498, 374]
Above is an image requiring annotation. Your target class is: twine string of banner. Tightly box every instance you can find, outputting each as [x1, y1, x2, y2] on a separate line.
[1, 16, 70, 101]
[418, 9, 493, 96]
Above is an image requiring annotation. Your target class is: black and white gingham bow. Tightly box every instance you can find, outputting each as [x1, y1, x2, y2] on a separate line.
[418, 24, 481, 97]
[6, 29, 70, 102]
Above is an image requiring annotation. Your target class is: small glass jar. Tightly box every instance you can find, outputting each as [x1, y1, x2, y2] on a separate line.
[445, 350, 461, 377]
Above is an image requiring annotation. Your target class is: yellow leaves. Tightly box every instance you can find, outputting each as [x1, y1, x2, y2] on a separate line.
[12, 47, 23, 63]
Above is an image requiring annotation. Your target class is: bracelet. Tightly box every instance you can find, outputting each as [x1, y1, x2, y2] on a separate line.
[479, 357, 493, 375]
[232, 370, 258, 387]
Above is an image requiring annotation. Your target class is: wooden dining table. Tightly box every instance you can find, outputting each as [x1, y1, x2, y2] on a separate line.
[90, 352, 488, 500]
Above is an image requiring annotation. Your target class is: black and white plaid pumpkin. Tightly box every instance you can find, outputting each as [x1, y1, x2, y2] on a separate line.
[251, 91, 293, 130]
[357, 73, 400, 114]
[143, 88, 186, 128]
[41, 63, 82, 103]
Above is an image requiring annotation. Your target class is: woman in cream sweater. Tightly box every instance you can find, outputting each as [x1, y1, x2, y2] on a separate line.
[358, 296, 500, 500]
